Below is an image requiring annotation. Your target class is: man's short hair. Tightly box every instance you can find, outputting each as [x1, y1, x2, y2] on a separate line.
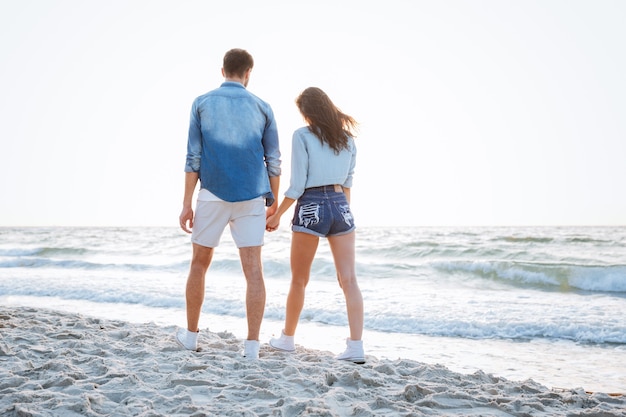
[223, 49, 254, 78]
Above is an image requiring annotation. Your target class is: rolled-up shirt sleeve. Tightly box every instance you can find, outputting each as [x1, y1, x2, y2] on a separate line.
[284, 130, 308, 200]
[262, 108, 281, 177]
[184, 101, 202, 173]
[342, 141, 357, 188]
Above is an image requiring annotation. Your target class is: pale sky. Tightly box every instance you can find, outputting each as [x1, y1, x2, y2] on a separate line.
[1, 0, 625, 227]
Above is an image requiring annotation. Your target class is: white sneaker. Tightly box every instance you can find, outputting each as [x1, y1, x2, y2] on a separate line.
[243, 340, 260, 359]
[175, 328, 199, 351]
[269, 330, 296, 352]
[336, 338, 365, 364]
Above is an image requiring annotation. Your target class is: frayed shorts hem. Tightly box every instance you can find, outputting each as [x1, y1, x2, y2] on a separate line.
[292, 225, 356, 238]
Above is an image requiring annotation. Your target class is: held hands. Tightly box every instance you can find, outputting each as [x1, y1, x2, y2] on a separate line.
[265, 197, 294, 232]
[265, 202, 280, 232]
[179, 206, 194, 234]
[266, 213, 280, 232]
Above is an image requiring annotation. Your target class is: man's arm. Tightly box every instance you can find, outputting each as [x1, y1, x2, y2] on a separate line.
[261, 105, 281, 219]
[266, 175, 280, 218]
[179, 171, 199, 233]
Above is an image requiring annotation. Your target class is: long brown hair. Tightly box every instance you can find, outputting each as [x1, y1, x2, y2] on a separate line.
[296, 87, 357, 154]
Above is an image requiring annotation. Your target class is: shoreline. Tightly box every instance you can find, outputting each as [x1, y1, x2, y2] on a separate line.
[3, 295, 625, 395]
[0, 296, 626, 393]
[1, 306, 624, 416]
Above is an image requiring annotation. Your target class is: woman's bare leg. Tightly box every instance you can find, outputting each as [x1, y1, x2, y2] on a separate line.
[328, 231, 363, 341]
[283, 232, 319, 336]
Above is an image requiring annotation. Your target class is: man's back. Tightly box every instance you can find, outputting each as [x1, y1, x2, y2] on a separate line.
[185, 81, 280, 203]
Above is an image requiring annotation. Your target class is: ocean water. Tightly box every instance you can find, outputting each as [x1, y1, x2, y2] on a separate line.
[1, 226, 625, 394]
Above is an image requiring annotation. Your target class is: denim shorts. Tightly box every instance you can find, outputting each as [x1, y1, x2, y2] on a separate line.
[291, 185, 356, 237]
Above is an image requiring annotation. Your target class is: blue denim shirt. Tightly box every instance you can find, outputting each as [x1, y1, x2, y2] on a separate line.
[185, 82, 281, 205]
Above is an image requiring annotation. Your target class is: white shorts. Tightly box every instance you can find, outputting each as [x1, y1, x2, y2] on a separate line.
[191, 189, 266, 248]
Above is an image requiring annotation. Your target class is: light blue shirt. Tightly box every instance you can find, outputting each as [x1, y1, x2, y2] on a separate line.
[185, 82, 281, 205]
[285, 127, 356, 200]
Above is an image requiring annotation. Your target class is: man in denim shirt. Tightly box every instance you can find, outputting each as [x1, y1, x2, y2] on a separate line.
[176, 49, 281, 359]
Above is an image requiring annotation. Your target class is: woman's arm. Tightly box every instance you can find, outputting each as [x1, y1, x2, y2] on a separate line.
[266, 197, 296, 232]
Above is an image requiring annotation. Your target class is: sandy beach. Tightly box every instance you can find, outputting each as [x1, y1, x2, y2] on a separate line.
[0, 307, 623, 416]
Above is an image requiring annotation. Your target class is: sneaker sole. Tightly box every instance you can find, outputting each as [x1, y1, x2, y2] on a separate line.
[268, 341, 295, 352]
[175, 340, 198, 351]
[339, 357, 366, 364]
[175, 331, 198, 352]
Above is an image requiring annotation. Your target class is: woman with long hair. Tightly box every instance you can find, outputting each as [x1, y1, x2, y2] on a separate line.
[266, 87, 364, 363]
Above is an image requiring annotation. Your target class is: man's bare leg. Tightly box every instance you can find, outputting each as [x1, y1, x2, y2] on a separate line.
[239, 246, 265, 340]
[186, 243, 214, 332]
